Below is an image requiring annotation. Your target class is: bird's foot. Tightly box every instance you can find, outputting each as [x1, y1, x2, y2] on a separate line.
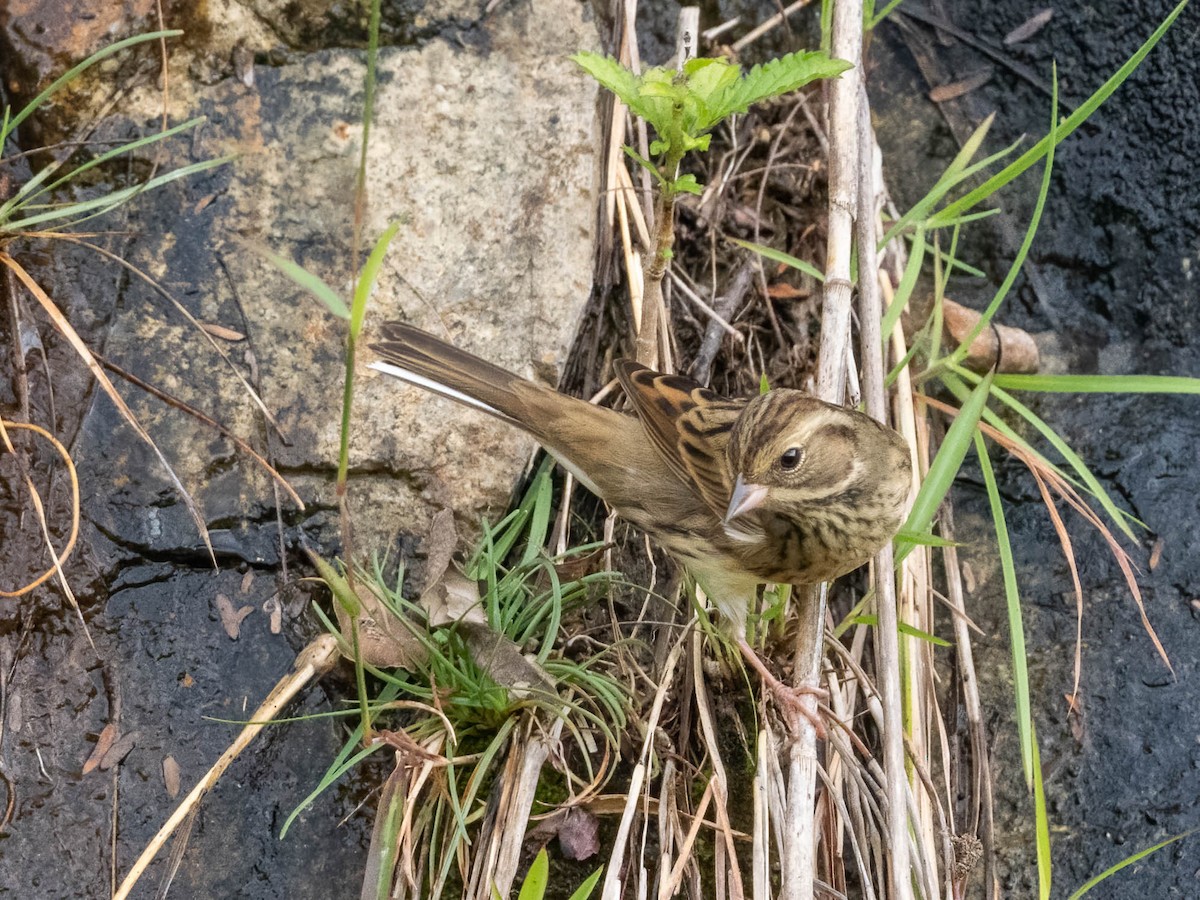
[736, 637, 829, 738]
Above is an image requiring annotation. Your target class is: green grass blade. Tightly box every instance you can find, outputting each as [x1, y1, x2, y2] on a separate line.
[2, 116, 207, 223]
[930, 1, 1187, 225]
[1032, 722, 1052, 899]
[281, 738, 382, 837]
[994, 373, 1200, 394]
[849, 615, 952, 647]
[975, 431, 1034, 786]
[9, 155, 234, 229]
[249, 242, 350, 319]
[520, 468, 553, 566]
[881, 226, 924, 340]
[1068, 829, 1198, 899]
[351, 219, 403, 336]
[2, 30, 182, 143]
[728, 237, 824, 282]
[945, 367, 1141, 538]
[897, 370, 993, 563]
[517, 848, 549, 900]
[893, 529, 961, 548]
[567, 866, 604, 900]
[948, 66, 1057, 359]
[878, 116, 1014, 245]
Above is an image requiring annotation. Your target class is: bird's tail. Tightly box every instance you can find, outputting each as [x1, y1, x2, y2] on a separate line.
[368, 321, 549, 430]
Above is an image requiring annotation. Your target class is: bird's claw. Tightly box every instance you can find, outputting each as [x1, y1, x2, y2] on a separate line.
[736, 637, 829, 738]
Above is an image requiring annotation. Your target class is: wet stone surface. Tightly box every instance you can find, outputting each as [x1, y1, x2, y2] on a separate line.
[0, 0, 598, 895]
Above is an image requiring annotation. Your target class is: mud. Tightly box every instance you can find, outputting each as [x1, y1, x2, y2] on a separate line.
[872, 1, 1200, 894]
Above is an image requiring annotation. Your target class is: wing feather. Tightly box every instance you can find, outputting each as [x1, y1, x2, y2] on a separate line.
[614, 361, 743, 518]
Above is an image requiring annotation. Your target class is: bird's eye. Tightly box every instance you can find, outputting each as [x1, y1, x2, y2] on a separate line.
[779, 447, 803, 471]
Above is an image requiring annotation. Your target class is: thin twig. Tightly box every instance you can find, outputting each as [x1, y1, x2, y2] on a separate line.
[855, 81, 912, 900]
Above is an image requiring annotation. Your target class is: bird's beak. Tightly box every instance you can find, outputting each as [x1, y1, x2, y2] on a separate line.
[724, 475, 768, 523]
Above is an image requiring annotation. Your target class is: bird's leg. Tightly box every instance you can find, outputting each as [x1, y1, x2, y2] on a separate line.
[736, 637, 828, 738]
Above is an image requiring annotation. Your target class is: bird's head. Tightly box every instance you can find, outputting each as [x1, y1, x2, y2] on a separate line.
[723, 389, 911, 525]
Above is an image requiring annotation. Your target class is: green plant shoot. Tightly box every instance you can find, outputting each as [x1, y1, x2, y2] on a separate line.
[573, 51, 851, 196]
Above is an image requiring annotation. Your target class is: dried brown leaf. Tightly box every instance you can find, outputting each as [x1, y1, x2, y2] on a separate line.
[162, 756, 181, 798]
[765, 282, 811, 300]
[100, 730, 139, 770]
[215, 593, 254, 639]
[1004, 8, 1054, 45]
[942, 298, 1040, 373]
[929, 68, 994, 103]
[457, 621, 555, 698]
[423, 569, 487, 628]
[83, 723, 117, 775]
[557, 807, 601, 860]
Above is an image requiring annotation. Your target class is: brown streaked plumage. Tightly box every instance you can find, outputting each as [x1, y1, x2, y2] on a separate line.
[370, 322, 912, 727]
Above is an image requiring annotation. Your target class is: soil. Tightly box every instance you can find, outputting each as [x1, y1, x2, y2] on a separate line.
[871, 2, 1200, 895]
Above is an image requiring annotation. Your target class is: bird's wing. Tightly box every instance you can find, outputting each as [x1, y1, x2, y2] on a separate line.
[614, 361, 743, 519]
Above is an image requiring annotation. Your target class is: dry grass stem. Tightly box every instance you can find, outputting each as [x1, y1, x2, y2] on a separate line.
[1, 251, 217, 564]
[115, 634, 340, 900]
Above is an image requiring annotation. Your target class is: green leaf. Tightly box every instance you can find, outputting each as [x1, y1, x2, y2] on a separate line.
[706, 51, 852, 127]
[247, 242, 350, 319]
[517, 849, 550, 900]
[352, 218, 403, 336]
[878, 116, 1016, 247]
[897, 370, 993, 563]
[672, 173, 703, 195]
[850, 615, 952, 647]
[1068, 829, 1199, 899]
[993, 373, 1200, 394]
[566, 866, 604, 900]
[1033, 722, 1051, 899]
[309, 554, 360, 616]
[976, 432, 1034, 787]
[623, 145, 666, 185]
[881, 227, 924, 340]
[946, 66, 1058, 363]
[2, 30, 183, 145]
[944, 367, 1142, 540]
[892, 529, 961, 548]
[572, 52, 642, 114]
[9, 155, 235, 230]
[728, 237, 824, 282]
[683, 57, 741, 107]
[0, 115, 207, 224]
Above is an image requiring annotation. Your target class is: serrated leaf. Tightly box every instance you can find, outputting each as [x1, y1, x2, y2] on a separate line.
[706, 51, 852, 127]
[684, 57, 741, 105]
[572, 52, 640, 110]
[673, 174, 703, 195]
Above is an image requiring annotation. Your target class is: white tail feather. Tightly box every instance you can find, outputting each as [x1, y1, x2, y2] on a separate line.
[368, 360, 501, 417]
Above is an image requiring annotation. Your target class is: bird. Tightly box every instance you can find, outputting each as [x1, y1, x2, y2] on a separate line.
[369, 321, 912, 731]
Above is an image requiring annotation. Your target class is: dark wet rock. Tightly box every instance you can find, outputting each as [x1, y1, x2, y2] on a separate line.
[1, 1, 598, 895]
[874, 1, 1200, 893]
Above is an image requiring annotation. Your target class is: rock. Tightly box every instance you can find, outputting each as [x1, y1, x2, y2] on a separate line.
[24, 1, 600, 557]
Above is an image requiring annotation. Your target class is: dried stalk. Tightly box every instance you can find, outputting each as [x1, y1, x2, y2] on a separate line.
[855, 83, 912, 900]
[781, 0, 863, 896]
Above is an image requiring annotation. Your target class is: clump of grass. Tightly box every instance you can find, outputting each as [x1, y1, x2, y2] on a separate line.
[300, 464, 627, 898]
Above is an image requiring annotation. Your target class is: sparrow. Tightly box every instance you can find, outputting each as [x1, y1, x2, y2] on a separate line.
[369, 322, 912, 729]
